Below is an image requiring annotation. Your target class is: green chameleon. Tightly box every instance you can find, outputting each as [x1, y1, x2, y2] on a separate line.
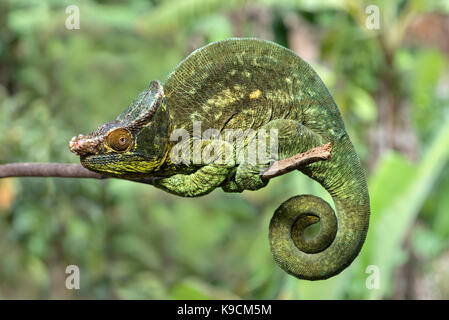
[69, 38, 370, 281]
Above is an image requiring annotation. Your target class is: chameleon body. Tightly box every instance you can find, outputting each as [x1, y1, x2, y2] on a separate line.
[69, 39, 370, 280]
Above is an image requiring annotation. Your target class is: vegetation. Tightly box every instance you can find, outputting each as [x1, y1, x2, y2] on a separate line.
[0, 0, 448, 299]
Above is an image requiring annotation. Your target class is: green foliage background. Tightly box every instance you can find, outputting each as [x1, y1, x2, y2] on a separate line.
[1, 0, 449, 299]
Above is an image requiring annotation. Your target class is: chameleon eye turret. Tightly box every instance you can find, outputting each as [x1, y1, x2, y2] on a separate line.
[70, 38, 370, 280]
[106, 128, 133, 152]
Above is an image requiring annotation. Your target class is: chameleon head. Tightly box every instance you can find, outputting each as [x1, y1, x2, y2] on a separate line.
[69, 80, 170, 178]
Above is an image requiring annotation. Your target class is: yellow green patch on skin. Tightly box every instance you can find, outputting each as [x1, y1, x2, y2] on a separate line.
[249, 89, 262, 99]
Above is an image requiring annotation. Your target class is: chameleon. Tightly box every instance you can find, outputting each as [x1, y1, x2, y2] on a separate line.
[69, 38, 370, 281]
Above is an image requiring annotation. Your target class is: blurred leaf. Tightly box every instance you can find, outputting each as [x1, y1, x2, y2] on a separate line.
[411, 224, 446, 259]
[114, 272, 167, 299]
[135, 0, 244, 35]
[170, 277, 240, 300]
[348, 85, 378, 123]
[193, 14, 233, 42]
[365, 123, 449, 299]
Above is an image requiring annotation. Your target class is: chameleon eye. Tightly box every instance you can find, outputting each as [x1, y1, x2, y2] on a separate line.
[106, 128, 133, 152]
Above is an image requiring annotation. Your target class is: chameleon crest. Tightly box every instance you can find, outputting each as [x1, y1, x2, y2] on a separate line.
[70, 38, 370, 280]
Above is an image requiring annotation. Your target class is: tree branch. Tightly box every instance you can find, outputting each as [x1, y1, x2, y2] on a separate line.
[0, 143, 331, 182]
[261, 142, 332, 181]
[0, 163, 106, 179]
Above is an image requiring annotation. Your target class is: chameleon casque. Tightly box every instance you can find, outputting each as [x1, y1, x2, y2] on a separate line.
[69, 38, 370, 280]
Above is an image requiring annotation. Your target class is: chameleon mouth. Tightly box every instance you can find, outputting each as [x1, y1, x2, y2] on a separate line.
[78, 153, 125, 174]
[79, 152, 160, 178]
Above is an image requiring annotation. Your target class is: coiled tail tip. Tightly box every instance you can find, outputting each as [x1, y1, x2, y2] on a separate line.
[269, 194, 360, 281]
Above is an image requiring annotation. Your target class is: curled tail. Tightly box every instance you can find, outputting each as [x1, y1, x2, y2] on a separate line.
[269, 134, 370, 280]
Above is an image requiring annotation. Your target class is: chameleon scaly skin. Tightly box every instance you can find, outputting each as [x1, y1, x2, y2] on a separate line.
[69, 38, 370, 280]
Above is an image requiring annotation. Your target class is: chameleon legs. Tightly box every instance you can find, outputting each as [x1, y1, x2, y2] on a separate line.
[150, 140, 236, 197]
[151, 164, 233, 197]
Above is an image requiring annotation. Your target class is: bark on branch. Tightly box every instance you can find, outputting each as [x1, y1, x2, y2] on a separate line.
[0, 163, 106, 179]
[261, 142, 332, 181]
[0, 143, 331, 182]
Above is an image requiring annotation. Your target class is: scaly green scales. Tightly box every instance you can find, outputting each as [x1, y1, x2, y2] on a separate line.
[69, 38, 370, 280]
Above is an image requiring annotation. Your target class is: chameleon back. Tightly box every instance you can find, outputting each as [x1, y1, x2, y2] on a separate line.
[165, 38, 344, 135]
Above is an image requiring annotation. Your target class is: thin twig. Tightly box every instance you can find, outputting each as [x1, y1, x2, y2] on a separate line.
[0, 163, 106, 179]
[0, 143, 331, 182]
[261, 142, 332, 181]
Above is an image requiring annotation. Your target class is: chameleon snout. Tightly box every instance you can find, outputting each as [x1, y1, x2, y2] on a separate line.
[69, 134, 105, 157]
